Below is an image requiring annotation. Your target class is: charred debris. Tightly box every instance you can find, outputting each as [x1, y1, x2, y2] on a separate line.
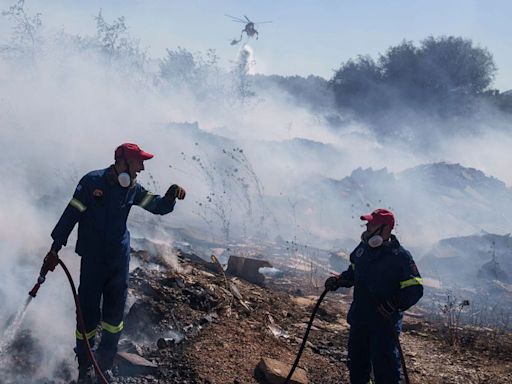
[2, 236, 512, 383]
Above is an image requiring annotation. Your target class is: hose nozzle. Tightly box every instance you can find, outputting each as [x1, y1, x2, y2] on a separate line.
[29, 250, 59, 298]
[29, 277, 45, 298]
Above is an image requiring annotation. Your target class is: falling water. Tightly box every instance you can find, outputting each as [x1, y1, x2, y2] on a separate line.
[0, 296, 33, 356]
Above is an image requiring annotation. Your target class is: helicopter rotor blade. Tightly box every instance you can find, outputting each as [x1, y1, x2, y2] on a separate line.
[244, 15, 251, 22]
[225, 14, 247, 23]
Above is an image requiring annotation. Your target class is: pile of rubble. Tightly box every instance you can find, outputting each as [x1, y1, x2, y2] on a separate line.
[105, 247, 512, 383]
[114, 249, 348, 384]
[2, 243, 512, 383]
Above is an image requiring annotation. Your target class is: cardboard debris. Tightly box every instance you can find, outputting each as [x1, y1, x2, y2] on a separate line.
[227, 255, 272, 285]
[116, 352, 158, 377]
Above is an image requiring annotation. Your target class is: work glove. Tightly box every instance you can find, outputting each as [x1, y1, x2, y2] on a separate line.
[166, 184, 186, 200]
[324, 276, 353, 291]
[324, 276, 340, 291]
[40, 249, 60, 276]
[376, 297, 400, 320]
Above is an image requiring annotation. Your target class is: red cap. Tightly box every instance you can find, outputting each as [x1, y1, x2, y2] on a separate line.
[115, 143, 154, 161]
[360, 208, 395, 229]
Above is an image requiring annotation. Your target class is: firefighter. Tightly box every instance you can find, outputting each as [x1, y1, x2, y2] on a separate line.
[47, 143, 186, 383]
[325, 209, 423, 384]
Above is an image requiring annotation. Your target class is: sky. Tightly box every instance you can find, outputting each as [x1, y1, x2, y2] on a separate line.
[1, 0, 511, 90]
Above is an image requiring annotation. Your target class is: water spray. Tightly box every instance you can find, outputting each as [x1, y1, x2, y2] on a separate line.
[0, 296, 32, 356]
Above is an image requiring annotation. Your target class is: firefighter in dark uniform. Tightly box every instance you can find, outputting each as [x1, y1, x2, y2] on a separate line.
[325, 209, 423, 384]
[46, 143, 186, 383]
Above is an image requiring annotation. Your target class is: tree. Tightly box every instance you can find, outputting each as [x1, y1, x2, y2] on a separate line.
[159, 47, 197, 88]
[1, 0, 42, 64]
[416, 36, 496, 96]
[95, 10, 127, 57]
[93, 9, 148, 75]
[330, 36, 497, 116]
[329, 55, 385, 113]
[159, 47, 223, 100]
[379, 40, 421, 101]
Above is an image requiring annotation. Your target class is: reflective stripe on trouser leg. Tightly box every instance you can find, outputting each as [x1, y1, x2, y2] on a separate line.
[75, 256, 107, 367]
[97, 321, 125, 371]
[96, 259, 129, 371]
[75, 328, 97, 340]
[74, 327, 97, 369]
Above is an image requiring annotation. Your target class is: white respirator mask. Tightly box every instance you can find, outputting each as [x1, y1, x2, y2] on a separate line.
[368, 234, 384, 248]
[364, 224, 385, 248]
[115, 146, 135, 188]
[118, 172, 131, 188]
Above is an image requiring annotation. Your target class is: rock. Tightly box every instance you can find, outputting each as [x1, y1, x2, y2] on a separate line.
[124, 300, 165, 340]
[199, 312, 219, 325]
[139, 280, 160, 297]
[162, 275, 186, 289]
[157, 337, 176, 349]
[255, 357, 308, 384]
[116, 352, 158, 377]
[183, 284, 219, 311]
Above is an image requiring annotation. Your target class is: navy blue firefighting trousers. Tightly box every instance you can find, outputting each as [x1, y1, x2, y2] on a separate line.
[75, 254, 129, 370]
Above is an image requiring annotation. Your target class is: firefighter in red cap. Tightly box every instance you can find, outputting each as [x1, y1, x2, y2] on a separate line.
[46, 143, 186, 383]
[325, 208, 423, 384]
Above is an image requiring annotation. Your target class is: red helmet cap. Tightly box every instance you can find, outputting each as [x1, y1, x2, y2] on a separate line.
[115, 143, 154, 161]
[360, 208, 395, 229]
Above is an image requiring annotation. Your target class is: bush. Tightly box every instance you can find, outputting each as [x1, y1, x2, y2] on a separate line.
[330, 36, 497, 117]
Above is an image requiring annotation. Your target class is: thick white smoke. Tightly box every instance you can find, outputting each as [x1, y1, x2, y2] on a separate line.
[1, 2, 512, 380]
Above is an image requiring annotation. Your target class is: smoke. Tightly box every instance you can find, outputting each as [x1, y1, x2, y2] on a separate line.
[1, 2, 512, 380]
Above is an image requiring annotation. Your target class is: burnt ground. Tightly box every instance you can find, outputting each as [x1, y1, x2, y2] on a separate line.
[2, 248, 512, 384]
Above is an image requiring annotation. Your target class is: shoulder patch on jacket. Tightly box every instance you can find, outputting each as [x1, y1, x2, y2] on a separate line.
[92, 189, 103, 198]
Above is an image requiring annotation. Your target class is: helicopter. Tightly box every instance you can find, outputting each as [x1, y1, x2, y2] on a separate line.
[226, 15, 272, 45]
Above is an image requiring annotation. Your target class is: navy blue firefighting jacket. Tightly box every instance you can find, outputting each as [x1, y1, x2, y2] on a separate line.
[51, 166, 175, 262]
[340, 235, 423, 326]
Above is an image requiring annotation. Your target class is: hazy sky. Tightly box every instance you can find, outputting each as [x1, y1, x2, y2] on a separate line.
[1, 0, 511, 90]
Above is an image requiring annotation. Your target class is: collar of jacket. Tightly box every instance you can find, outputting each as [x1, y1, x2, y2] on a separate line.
[105, 165, 118, 186]
[364, 234, 400, 256]
[382, 234, 401, 251]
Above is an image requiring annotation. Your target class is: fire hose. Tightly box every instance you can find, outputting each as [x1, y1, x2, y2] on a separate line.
[283, 286, 410, 384]
[29, 255, 109, 384]
[283, 288, 328, 384]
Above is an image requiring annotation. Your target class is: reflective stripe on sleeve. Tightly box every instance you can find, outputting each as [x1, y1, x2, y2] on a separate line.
[101, 321, 124, 334]
[138, 192, 155, 209]
[69, 198, 87, 212]
[400, 277, 423, 289]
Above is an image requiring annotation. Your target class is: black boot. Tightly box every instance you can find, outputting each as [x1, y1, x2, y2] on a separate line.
[95, 369, 115, 383]
[76, 349, 94, 384]
[77, 365, 94, 384]
[95, 349, 116, 375]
